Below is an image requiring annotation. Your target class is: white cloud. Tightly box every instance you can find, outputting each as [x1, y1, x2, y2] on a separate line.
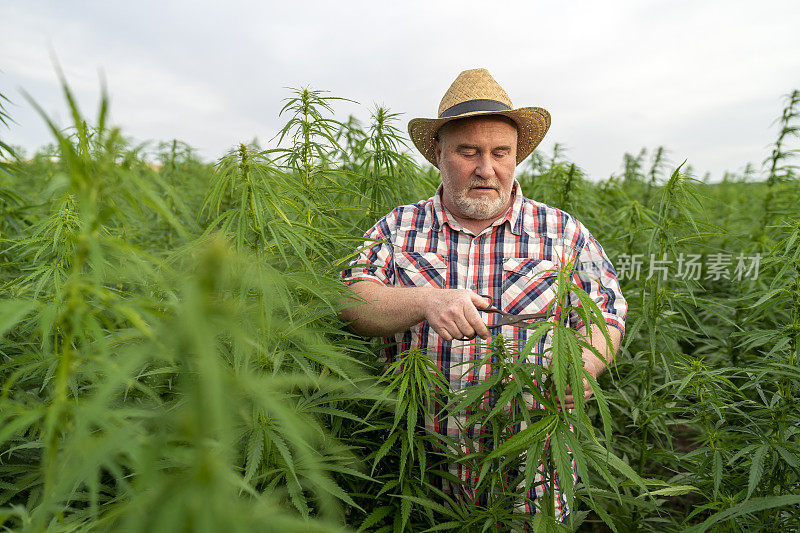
[1, 0, 798, 179]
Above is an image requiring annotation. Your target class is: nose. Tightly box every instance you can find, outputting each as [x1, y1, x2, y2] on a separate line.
[474, 152, 496, 180]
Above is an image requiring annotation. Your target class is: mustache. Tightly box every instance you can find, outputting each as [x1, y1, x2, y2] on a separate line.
[467, 181, 499, 190]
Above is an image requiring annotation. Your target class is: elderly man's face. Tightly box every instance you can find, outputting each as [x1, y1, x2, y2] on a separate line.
[434, 116, 517, 223]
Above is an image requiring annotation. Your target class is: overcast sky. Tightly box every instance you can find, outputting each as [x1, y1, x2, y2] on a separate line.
[2, 0, 799, 181]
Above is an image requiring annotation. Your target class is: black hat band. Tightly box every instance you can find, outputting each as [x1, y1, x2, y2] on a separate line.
[439, 99, 512, 119]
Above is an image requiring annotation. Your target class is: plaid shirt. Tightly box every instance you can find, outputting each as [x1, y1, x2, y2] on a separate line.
[342, 180, 626, 518]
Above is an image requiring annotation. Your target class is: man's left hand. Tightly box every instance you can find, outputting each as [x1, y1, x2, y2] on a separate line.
[553, 356, 604, 410]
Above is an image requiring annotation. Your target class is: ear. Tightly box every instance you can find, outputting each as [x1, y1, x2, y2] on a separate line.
[433, 138, 442, 168]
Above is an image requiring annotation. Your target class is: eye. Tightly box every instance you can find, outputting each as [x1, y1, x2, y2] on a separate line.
[458, 148, 478, 157]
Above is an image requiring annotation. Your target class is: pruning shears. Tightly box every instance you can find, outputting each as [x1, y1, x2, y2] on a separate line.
[454, 296, 554, 341]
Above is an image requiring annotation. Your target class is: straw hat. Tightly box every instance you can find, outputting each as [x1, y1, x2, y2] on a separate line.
[408, 68, 550, 167]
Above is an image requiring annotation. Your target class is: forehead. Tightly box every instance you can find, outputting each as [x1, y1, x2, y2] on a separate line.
[437, 115, 518, 145]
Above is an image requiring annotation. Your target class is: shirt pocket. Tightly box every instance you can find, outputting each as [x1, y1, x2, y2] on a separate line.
[501, 258, 559, 314]
[395, 251, 448, 289]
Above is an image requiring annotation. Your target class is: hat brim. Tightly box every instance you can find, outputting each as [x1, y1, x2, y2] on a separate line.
[408, 107, 550, 167]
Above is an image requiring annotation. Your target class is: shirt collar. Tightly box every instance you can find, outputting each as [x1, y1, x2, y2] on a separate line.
[431, 180, 524, 236]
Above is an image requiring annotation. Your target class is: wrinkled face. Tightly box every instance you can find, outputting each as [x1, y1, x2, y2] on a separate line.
[434, 116, 517, 222]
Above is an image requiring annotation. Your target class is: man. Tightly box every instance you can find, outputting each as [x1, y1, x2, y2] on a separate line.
[340, 68, 626, 522]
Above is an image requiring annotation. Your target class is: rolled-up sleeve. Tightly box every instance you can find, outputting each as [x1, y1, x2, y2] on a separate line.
[569, 233, 627, 336]
[340, 210, 397, 287]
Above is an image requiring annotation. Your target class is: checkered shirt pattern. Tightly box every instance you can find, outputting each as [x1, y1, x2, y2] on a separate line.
[341, 180, 627, 519]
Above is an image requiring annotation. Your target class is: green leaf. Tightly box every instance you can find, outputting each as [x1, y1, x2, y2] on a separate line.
[640, 485, 699, 497]
[551, 426, 575, 511]
[747, 445, 768, 499]
[244, 427, 265, 482]
[774, 445, 800, 468]
[357, 506, 393, 532]
[485, 415, 557, 461]
[0, 299, 35, 339]
[684, 495, 800, 533]
[713, 450, 722, 499]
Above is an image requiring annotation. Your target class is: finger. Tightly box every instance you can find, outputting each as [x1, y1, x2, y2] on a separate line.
[462, 300, 491, 340]
[559, 390, 574, 408]
[444, 322, 465, 342]
[430, 321, 454, 341]
[583, 377, 594, 400]
[444, 320, 473, 342]
[555, 397, 575, 410]
[451, 312, 476, 341]
[470, 292, 492, 310]
[547, 385, 571, 398]
[550, 389, 574, 407]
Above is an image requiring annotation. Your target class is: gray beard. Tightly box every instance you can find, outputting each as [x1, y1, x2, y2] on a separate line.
[452, 186, 511, 220]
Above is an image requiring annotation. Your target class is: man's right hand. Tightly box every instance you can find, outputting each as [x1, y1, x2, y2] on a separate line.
[422, 289, 492, 341]
[339, 282, 492, 340]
